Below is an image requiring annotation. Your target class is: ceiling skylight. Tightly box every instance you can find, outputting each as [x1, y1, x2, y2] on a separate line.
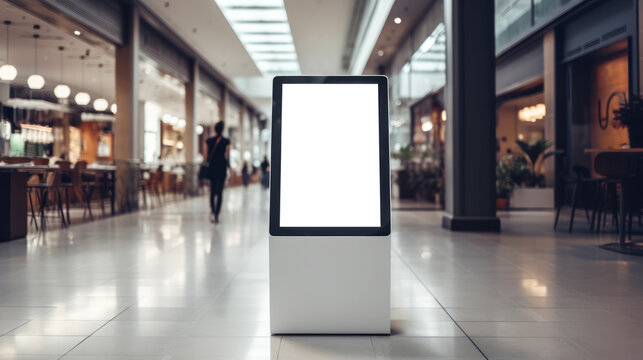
[214, 0, 300, 75]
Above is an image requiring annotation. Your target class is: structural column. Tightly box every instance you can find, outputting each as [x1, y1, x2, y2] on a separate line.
[442, 0, 500, 231]
[114, 4, 141, 212]
[220, 88, 229, 136]
[239, 104, 246, 164]
[543, 31, 556, 187]
[184, 61, 199, 196]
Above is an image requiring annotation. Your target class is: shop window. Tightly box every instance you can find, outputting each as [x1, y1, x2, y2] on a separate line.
[567, 39, 630, 174]
[496, 92, 546, 157]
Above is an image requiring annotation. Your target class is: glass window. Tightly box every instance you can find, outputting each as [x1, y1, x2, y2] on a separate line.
[390, 23, 446, 156]
[409, 23, 446, 99]
[534, 0, 572, 24]
[495, 0, 533, 49]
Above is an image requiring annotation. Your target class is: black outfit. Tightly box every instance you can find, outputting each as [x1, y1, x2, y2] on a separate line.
[242, 164, 249, 187]
[206, 136, 230, 218]
[260, 159, 270, 189]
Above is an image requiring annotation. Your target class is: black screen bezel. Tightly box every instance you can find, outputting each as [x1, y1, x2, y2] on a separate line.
[269, 76, 391, 237]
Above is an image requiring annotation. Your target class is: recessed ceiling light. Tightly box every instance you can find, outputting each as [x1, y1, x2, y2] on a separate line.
[214, 0, 300, 75]
[394, 17, 402, 24]
[73, 30, 81, 36]
[377, 50, 384, 57]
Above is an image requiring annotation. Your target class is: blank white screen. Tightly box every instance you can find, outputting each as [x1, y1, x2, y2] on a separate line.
[279, 83, 381, 227]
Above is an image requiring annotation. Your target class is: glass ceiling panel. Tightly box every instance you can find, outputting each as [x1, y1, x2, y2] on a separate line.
[225, 9, 287, 22]
[252, 52, 298, 61]
[214, 0, 300, 74]
[240, 34, 293, 43]
[216, 0, 283, 7]
[246, 43, 296, 53]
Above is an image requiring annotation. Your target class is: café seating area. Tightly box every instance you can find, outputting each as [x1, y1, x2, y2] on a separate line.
[1, 156, 116, 230]
[554, 149, 643, 255]
[0, 156, 195, 239]
[139, 165, 188, 209]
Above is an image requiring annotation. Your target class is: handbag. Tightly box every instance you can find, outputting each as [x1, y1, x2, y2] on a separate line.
[199, 137, 221, 180]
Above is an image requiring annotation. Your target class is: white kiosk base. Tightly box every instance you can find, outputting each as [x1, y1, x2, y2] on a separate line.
[269, 235, 390, 334]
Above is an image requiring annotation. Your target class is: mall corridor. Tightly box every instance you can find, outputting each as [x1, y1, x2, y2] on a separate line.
[4, 0, 643, 358]
[0, 187, 641, 359]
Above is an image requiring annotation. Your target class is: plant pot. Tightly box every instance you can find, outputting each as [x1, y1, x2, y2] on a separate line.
[628, 123, 643, 148]
[397, 170, 415, 199]
[496, 198, 509, 210]
[510, 187, 554, 209]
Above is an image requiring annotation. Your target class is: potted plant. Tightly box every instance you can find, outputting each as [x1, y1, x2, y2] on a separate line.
[613, 95, 643, 148]
[516, 139, 555, 187]
[496, 157, 514, 209]
[393, 145, 415, 199]
[434, 177, 444, 209]
[510, 140, 555, 209]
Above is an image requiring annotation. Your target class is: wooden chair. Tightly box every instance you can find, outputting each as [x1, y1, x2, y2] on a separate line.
[56, 161, 72, 223]
[139, 168, 150, 208]
[151, 166, 164, 207]
[28, 169, 67, 229]
[73, 161, 103, 220]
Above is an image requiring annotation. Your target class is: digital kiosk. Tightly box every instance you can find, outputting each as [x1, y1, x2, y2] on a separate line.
[269, 76, 391, 334]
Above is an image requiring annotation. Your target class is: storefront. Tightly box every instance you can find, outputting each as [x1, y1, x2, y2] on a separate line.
[561, 0, 638, 174]
[387, 18, 446, 206]
[0, 0, 116, 163]
[493, 0, 639, 209]
[138, 58, 187, 166]
[197, 68, 224, 159]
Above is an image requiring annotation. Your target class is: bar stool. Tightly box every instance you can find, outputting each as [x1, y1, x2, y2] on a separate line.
[149, 166, 164, 207]
[73, 161, 101, 220]
[594, 152, 638, 239]
[28, 169, 67, 229]
[56, 161, 72, 223]
[554, 165, 603, 232]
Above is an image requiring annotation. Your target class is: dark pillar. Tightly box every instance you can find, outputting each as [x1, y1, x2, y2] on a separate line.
[184, 61, 199, 196]
[442, 0, 500, 231]
[114, 4, 141, 212]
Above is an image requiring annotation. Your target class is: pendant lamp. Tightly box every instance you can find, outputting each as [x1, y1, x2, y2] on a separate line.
[27, 33, 44, 89]
[54, 46, 70, 99]
[74, 55, 91, 105]
[0, 21, 17, 81]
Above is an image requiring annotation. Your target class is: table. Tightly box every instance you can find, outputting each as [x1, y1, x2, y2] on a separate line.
[0, 169, 29, 241]
[584, 148, 643, 153]
[0, 164, 116, 241]
[84, 165, 116, 215]
[585, 149, 642, 249]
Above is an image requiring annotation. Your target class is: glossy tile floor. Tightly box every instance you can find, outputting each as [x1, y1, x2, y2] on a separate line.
[2, 185, 643, 359]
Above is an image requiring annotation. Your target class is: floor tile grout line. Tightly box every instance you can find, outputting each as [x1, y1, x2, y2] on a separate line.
[275, 336, 283, 359]
[393, 248, 489, 360]
[56, 305, 132, 360]
[1, 319, 32, 337]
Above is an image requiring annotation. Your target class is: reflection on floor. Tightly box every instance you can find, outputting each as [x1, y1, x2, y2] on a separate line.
[391, 197, 441, 211]
[1, 185, 643, 359]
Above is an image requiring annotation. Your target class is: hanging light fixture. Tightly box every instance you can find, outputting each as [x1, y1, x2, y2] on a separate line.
[93, 98, 108, 111]
[74, 55, 91, 105]
[27, 33, 44, 89]
[93, 63, 108, 111]
[54, 46, 70, 99]
[110, 103, 117, 114]
[0, 21, 17, 81]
